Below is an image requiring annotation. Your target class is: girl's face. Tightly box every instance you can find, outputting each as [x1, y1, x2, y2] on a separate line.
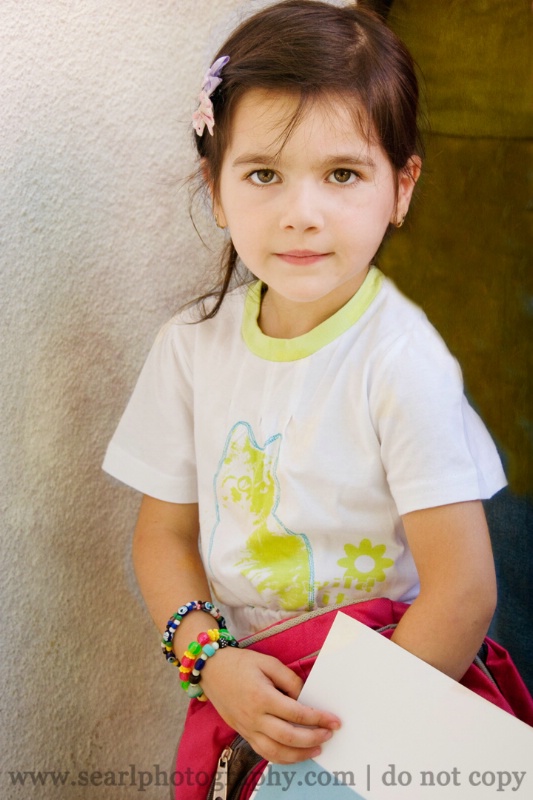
[214, 89, 419, 335]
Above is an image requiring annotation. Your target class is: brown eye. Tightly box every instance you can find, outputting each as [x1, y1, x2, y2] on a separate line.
[330, 168, 356, 184]
[249, 169, 278, 185]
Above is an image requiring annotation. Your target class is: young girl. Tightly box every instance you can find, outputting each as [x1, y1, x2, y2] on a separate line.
[104, 0, 508, 776]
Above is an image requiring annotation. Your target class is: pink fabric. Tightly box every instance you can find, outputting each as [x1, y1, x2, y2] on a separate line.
[174, 599, 533, 799]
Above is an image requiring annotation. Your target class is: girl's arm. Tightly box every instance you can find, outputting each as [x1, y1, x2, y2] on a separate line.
[132, 494, 340, 764]
[392, 500, 497, 680]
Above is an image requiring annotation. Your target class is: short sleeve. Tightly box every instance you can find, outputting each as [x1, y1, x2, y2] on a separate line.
[368, 322, 507, 516]
[102, 318, 198, 503]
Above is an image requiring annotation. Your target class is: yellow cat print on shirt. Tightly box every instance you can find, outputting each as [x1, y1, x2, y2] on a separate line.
[208, 422, 314, 611]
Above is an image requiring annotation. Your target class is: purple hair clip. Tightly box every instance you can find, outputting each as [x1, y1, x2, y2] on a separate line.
[192, 55, 230, 137]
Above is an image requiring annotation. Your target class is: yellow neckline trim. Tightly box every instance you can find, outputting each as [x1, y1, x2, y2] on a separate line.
[242, 267, 383, 362]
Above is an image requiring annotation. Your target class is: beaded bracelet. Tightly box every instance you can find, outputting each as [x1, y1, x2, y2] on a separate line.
[180, 627, 239, 701]
[161, 600, 227, 667]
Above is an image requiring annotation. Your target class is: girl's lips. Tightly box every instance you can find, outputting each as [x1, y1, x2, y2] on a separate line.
[275, 250, 331, 266]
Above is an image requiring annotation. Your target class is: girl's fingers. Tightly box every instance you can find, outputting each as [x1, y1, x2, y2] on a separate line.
[263, 712, 336, 748]
[259, 659, 341, 731]
[249, 731, 327, 766]
[260, 655, 304, 700]
[200, 649, 341, 763]
[276, 695, 341, 731]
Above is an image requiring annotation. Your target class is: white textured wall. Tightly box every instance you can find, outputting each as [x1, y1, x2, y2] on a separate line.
[0, 2, 266, 798]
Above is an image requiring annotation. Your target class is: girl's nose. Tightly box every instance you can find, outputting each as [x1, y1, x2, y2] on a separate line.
[278, 182, 324, 232]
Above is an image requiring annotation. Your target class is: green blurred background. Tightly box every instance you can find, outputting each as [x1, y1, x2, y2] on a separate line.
[381, 0, 532, 494]
[376, 0, 532, 689]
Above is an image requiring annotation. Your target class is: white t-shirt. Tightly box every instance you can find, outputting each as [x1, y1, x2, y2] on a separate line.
[103, 268, 506, 637]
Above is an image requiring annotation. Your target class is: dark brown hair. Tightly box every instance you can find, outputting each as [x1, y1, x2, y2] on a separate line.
[192, 0, 423, 318]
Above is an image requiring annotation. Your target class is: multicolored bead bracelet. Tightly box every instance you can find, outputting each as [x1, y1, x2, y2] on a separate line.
[179, 627, 239, 701]
[161, 600, 227, 667]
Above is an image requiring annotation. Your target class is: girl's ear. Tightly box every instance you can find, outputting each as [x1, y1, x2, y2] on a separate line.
[213, 204, 227, 229]
[394, 155, 422, 224]
[201, 157, 228, 229]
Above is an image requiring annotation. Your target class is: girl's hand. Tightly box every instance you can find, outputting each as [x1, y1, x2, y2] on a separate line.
[199, 647, 341, 764]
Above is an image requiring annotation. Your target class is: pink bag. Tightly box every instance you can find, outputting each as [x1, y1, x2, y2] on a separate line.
[173, 598, 533, 800]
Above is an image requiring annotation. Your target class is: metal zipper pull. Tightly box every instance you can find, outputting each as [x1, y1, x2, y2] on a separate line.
[213, 747, 232, 800]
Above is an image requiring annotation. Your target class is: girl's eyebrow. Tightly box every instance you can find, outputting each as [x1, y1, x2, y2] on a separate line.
[232, 152, 280, 167]
[231, 152, 377, 169]
[320, 153, 377, 170]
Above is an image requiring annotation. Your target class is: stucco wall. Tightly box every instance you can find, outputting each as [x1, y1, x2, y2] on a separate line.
[0, 2, 258, 798]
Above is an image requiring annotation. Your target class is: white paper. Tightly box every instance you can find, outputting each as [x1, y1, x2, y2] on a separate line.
[291, 612, 533, 798]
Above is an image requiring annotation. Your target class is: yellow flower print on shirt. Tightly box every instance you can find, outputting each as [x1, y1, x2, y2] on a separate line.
[337, 539, 394, 592]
